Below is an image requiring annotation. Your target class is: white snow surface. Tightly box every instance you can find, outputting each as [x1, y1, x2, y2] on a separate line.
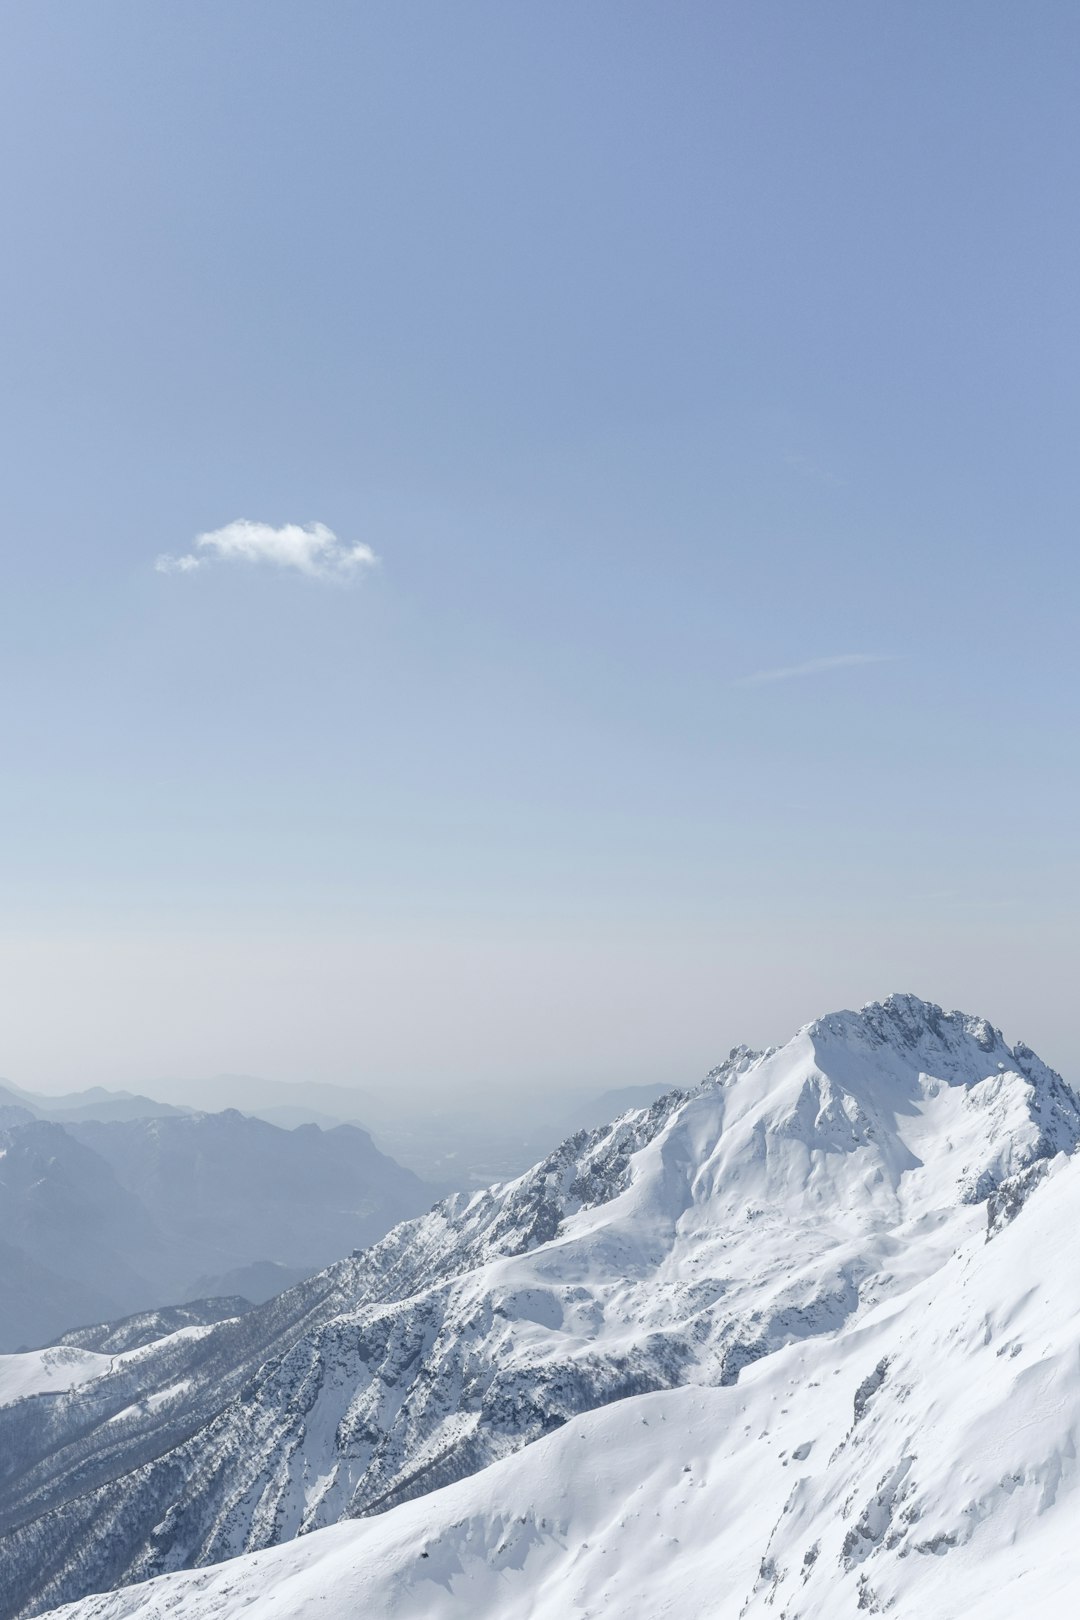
[0, 1322, 220, 1410]
[0, 1346, 111, 1406]
[31, 996, 1080, 1617]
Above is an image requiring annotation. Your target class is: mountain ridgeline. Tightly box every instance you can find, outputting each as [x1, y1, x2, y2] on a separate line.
[2, 996, 1080, 1618]
[0, 1109, 432, 1351]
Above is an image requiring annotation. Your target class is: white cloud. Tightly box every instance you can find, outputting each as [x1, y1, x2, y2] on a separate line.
[155, 520, 378, 583]
[734, 653, 895, 687]
[155, 553, 202, 574]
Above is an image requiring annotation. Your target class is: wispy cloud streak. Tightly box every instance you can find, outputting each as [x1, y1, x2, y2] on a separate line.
[734, 653, 895, 687]
[156, 520, 377, 583]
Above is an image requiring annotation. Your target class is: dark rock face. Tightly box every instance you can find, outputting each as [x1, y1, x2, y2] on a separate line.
[853, 1358, 890, 1423]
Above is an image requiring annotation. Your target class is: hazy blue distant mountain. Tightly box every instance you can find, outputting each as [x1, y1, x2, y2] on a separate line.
[0, 1110, 431, 1351]
[0, 1120, 165, 1332]
[6, 1071, 563, 1192]
[236, 1104, 353, 1132]
[140, 1073, 382, 1125]
[132, 1075, 580, 1186]
[0, 1083, 44, 1124]
[0, 1078, 189, 1124]
[0, 1102, 35, 1131]
[27, 1072, 682, 1189]
[0, 1237, 110, 1355]
[66, 1113, 429, 1269]
[2, 1069, 744, 1195]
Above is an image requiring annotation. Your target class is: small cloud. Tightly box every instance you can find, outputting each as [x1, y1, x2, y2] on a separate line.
[155, 520, 378, 584]
[734, 653, 895, 687]
[155, 553, 202, 574]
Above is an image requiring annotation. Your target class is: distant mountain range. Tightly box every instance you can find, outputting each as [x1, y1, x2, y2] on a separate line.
[2, 1071, 675, 1186]
[0, 1078, 186, 1124]
[0, 1106, 432, 1351]
[5, 996, 1080, 1618]
[0, 1067, 672, 1353]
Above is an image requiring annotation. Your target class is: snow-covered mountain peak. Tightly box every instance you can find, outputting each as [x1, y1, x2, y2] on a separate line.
[6, 995, 1080, 1620]
[799, 992, 1074, 1118]
[807, 991, 1024, 1077]
[794, 993, 1080, 1194]
[643, 998, 1079, 1261]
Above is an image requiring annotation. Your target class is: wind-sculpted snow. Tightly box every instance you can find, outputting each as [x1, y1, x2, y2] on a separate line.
[4, 995, 1079, 1619]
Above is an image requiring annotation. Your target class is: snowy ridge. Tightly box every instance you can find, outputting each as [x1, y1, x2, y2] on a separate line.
[46, 1147, 1080, 1620]
[3, 995, 1079, 1618]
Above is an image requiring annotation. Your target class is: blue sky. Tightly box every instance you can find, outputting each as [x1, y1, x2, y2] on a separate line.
[2, 3, 1078, 1097]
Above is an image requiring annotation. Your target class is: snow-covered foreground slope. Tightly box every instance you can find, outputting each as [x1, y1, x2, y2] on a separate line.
[6, 996, 1080, 1618]
[45, 1144, 1080, 1619]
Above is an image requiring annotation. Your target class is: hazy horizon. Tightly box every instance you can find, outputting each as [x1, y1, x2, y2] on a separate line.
[8, 975, 1077, 1109]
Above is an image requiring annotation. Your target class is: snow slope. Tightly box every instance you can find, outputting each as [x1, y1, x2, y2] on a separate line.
[7, 995, 1080, 1618]
[44, 1143, 1080, 1619]
[0, 1325, 235, 1414]
[0, 1348, 111, 1407]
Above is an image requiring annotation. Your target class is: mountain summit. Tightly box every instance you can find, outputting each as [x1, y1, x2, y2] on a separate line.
[4, 995, 1079, 1620]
